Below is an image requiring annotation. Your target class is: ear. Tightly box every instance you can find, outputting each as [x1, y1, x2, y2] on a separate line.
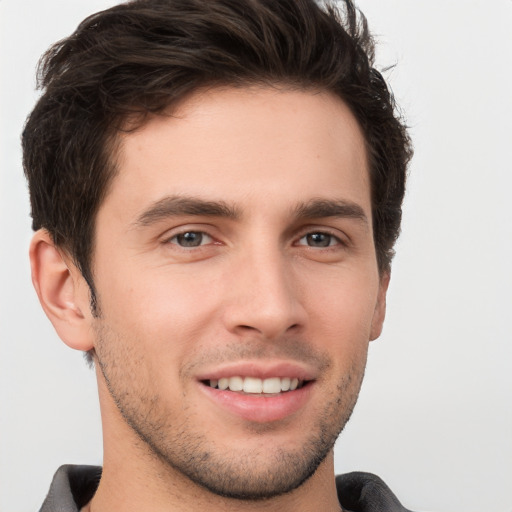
[29, 229, 95, 351]
[369, 271, 390, 341]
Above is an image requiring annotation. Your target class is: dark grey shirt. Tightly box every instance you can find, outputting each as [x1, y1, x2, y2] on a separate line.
[39, 465, 414, 512]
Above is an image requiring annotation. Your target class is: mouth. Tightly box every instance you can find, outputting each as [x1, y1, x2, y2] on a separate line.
[196, 361, 317, 422]
[198, 371, 315, 423]
[203, 376, 309, 395]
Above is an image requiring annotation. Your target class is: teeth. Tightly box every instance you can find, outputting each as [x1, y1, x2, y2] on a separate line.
[280, 377, 291, 391]
[208, 376, 304, 394]
[243, 377, 263, 393]
[262, 377, 281, 394]
[229, 376, 243, 391]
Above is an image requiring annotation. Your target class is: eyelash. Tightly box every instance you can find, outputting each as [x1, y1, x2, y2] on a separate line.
[166, 229, 345, 249]
[296, 232, 343, 248]
[167, 231, 214, 248]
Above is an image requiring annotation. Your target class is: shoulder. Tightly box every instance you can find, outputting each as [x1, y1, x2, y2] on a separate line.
[336, 472, 415, 512]
[39, 465, 102, 512]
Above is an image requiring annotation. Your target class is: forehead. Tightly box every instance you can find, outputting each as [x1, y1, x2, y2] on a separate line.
[101, 86, 370, 224]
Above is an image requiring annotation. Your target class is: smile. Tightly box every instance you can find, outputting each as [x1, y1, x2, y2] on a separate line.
[206, 376, 305, 394]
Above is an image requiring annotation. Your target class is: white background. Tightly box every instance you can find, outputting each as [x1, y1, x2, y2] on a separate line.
[1, 1, 511, 511]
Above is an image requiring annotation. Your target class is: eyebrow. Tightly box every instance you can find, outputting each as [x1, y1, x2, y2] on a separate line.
[133, 195, 368, 229]
[133, 195, 241, 227]
[293, 198, 369, 227]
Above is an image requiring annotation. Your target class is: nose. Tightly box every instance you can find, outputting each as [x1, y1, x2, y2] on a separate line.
[222, 245, 307, 340]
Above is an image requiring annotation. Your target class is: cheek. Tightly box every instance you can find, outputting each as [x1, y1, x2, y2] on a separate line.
[303, 270, 379, 350]
[96, 266, 222, 352]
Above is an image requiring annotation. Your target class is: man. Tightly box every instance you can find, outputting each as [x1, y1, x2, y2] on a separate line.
[23, 0, 412, 510]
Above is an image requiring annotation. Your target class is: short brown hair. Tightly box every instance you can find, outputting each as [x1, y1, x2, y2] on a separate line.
[23, 0, 412, 309]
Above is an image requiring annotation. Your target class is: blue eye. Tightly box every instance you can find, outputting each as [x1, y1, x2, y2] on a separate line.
[169, 231, 212, 247]
[298, 232, 339, 247]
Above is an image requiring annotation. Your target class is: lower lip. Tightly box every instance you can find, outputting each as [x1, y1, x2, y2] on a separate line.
[199, 382, 314, 423]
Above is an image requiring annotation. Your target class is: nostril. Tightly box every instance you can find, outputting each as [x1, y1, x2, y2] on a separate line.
[235, 322, 300, 337]
[239, 324, 258, 331]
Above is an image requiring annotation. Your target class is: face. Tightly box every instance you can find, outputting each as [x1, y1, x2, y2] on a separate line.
[89, 87, 387, 499]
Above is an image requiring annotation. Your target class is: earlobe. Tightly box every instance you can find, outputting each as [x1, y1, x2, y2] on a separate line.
[29, 230, 94, 351]
[369, 272, 390, 341]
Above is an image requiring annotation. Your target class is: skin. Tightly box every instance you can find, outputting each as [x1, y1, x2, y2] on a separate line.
[30, 86, 389, 512]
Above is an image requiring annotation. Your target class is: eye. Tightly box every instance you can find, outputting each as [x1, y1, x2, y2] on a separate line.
[297, 232, 341, 248]
[168, 231, 213, 248]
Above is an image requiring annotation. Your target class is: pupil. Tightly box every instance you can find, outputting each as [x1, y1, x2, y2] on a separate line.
[307, 233, 330, 247]
[178, 232, 202, 247]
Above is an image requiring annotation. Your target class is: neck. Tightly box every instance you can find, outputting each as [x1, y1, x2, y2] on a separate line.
[90, 455, 341, 512]
[91, 372, 342, 512]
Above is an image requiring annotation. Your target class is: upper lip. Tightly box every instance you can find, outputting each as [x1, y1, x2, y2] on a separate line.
[195, 360, 318, 382]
